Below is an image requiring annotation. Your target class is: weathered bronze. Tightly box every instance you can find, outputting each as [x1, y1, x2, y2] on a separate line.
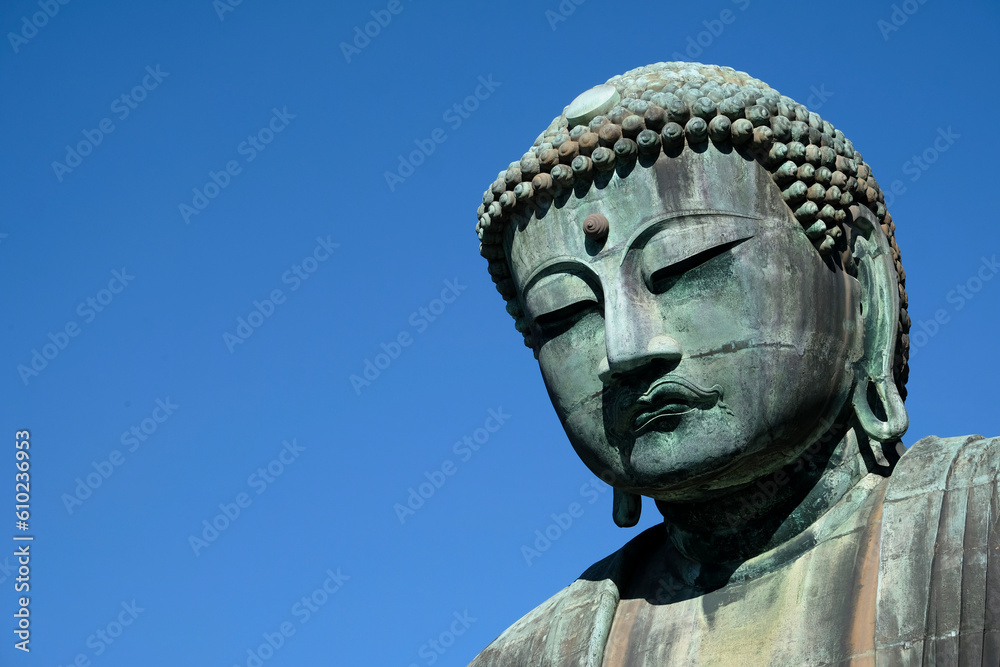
[471, 62, 998, 665]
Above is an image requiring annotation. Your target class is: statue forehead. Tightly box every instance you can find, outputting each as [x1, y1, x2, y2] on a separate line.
[508, 147, 792, 274]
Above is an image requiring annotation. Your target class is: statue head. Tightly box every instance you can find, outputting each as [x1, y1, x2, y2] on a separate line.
[476, 63, 910, 523]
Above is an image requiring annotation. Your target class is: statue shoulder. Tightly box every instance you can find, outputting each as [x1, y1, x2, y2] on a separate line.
[876, 433, 1000, 661]
[467, 559, 618, 667]
[469, 527, 664, 667]
[886, 433, 998, 501]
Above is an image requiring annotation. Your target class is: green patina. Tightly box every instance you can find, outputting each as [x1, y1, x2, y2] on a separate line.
[470, 62, 999, 666]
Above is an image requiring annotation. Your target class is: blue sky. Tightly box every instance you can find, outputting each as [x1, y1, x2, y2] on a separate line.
[1, 0, 998, 665]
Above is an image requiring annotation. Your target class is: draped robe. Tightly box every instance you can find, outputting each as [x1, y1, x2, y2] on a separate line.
[470, 435, 1000, 666]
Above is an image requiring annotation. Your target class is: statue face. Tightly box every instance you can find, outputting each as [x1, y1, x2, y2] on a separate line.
[508, 147, 864, 501]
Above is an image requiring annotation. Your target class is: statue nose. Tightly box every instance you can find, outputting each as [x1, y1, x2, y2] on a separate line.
[598, 333, 683, 383]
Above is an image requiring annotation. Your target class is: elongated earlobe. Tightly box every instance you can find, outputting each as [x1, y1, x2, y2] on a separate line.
[613, 489, 641, 527]
[848, 203, 909, 444]
[852, 375, 908, 443]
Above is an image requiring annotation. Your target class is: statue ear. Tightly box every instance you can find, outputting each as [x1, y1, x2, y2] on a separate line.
[846, 204, 908, 443]
[612, 489, 641, 527]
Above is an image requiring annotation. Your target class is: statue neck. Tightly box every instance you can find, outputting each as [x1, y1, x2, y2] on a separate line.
[654, 421, 890, 569]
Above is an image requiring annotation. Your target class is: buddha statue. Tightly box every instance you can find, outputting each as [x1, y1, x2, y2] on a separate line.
[470, 62, 998, 666]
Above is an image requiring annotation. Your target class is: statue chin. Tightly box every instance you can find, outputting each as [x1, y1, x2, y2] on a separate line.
[625, 423, 751, 499]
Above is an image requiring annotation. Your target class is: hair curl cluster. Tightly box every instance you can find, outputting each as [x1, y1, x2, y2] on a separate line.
[476, 62, 910, 398]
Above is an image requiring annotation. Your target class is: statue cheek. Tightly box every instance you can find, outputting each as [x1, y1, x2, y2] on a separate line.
[537, 315, 607, 419]
[564, 408, 623, 479]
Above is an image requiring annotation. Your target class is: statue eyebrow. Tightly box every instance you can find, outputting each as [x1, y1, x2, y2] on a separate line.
[622, 210, 762, 265]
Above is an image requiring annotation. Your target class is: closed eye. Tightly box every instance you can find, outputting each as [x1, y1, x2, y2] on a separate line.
[533, 300, 599, 338]
[648, 237, 749, 294]
[524, 270, 601, 340]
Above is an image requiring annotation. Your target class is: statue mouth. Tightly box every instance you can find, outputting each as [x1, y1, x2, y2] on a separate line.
[631, 377, 724, 435]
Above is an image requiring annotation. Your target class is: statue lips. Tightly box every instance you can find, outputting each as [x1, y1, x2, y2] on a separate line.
[631, 377, 723, 435]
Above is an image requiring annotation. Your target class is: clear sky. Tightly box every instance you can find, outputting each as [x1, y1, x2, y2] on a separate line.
[1, 0, 998, 665]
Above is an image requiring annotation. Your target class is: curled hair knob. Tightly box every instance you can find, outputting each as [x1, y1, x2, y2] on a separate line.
[583, 213, 609, 241]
